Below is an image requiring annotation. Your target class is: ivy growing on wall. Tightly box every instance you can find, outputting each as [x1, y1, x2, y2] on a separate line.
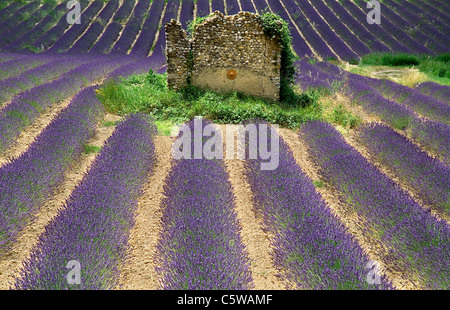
[259, 12, 300, 105]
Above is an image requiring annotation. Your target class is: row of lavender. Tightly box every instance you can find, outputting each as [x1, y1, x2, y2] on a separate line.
[2, 0, 449, 59]
[0, 56, 91, 105]
[155, 118, 253, 289]
[14, 113, 157, 289]
[295, 60, 449, 166]
[299, 121, 449, 290]
[0, 55, 131, 154]
[355, 123, 449, 218]
[0, 86, 104, 255]
[243, 121, 393, 289]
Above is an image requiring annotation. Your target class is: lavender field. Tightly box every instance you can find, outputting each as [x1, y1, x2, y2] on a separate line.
[0, 0, 448, 291]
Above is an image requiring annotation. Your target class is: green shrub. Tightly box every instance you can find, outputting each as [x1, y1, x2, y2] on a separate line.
[96, 70, 323, 129]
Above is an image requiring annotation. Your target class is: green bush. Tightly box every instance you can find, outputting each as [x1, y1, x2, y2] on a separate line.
[96, 70, 322, 129]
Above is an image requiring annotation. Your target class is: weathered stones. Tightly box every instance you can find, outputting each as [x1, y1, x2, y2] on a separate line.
[165, 11, 281, 101]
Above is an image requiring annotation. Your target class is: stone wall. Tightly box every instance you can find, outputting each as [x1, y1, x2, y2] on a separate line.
[165, 11, 281, 101]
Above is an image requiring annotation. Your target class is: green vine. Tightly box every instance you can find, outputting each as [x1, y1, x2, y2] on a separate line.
[259, 12, 298, 84]
[258, 12, 301, 105]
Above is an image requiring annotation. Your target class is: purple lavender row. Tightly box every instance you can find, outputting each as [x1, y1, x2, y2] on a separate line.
[252, 0, 267, 15]
[0, 55, 54, 81]
[243, 121, 393, 289]
[0, 56, 90, 105]
[366, 0, 447, 54]
[349, 0, 432, 55]
[211, 0, 225, 13]
[414, 0, 450, 26]
[294, 60, 341, 91]
[14, 113, 157, 290]
[130, 0, 166, 57]
[355, 122, 449, 217]
[286, 0, 359, 62]
[112, 0, 136, 23]
[178, 0, 194, 29]
[384, 0, 449, 53]
[0, 52, 19, 63]
[149, 0, 181, 69]
[88, 0, 136, 54]
[268, 0, 335, 60]
[364, 77, 450, 126]
[308, 0, 371, 57]
[46, 0, 105, 54]
[31, 0, 90, 52]
[340, 0, 411, 53]
[88, 22, 123, 54]
[253, 0, 314, 59]
[300, 120, 450, 290]
[239, 0, 256, 13]
[310, 62, 450, 164]
[109, 0, 152, 55]
[67, 0, 120, 54]
[397, 0, 450, 36]
[387, 0, 450, 49]
[425, 0, 450, 18]
[106, 56, 158, 82]
[197, 0, 211, 17]
[0, 86, 104, 255]
[0, 0, 40, 38]
[0, 56, 124, 154]
[225, 0, 240, 15]
[0, 2, 55, 48]
[4, 2, 67, 52]
[66, 22, 104, 54]
[155, 118, 253, 290]
[414, 82, 450, 105]
[319, 0, 390, 53]
[0, 1, 23, 23]
[407, 118, 450, 166]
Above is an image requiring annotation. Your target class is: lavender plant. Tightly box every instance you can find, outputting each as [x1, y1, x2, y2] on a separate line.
[155, 118, 253, 290]
[31, 0, 91, 52]
[407, 118, 450, 166]
[4, 2, 67, 52]
[0, 56, 54, 81]
[0, 56, 89, 105]
[88, 22, 123, 54]
[109, 0, 151, 55]
[0, 56, 124, 154]
[196, 0, 211, 18]
[269, 0, 336, 60]
[243, 120, 393, 289]
[46, 0, 104, 54]
[13, 113, 157, 290]
[286, 0, 359, 62]
[211, 0, 225, 14]
[414, 82, 450, 105]
[0, 86, 104, 255]
[300, 120, 450, 290]
[355, 122, 449, 217]
[319, 0, 390, 53]
[308, 0, 371, 57]
[130, 0, 166, 57]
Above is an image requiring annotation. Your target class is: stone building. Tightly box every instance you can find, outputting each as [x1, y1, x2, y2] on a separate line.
[165, 11, 282, 101]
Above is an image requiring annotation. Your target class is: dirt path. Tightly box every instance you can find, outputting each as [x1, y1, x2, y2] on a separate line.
[0, 113, 120, 289]
[117, 135, 174, 290]
[220, 124, 287, 290]
[278, 127, 422, 290]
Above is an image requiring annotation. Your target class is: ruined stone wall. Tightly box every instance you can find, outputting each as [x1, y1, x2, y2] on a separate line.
[165, 11, 281, 101]
[165, 20, 190, 90]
